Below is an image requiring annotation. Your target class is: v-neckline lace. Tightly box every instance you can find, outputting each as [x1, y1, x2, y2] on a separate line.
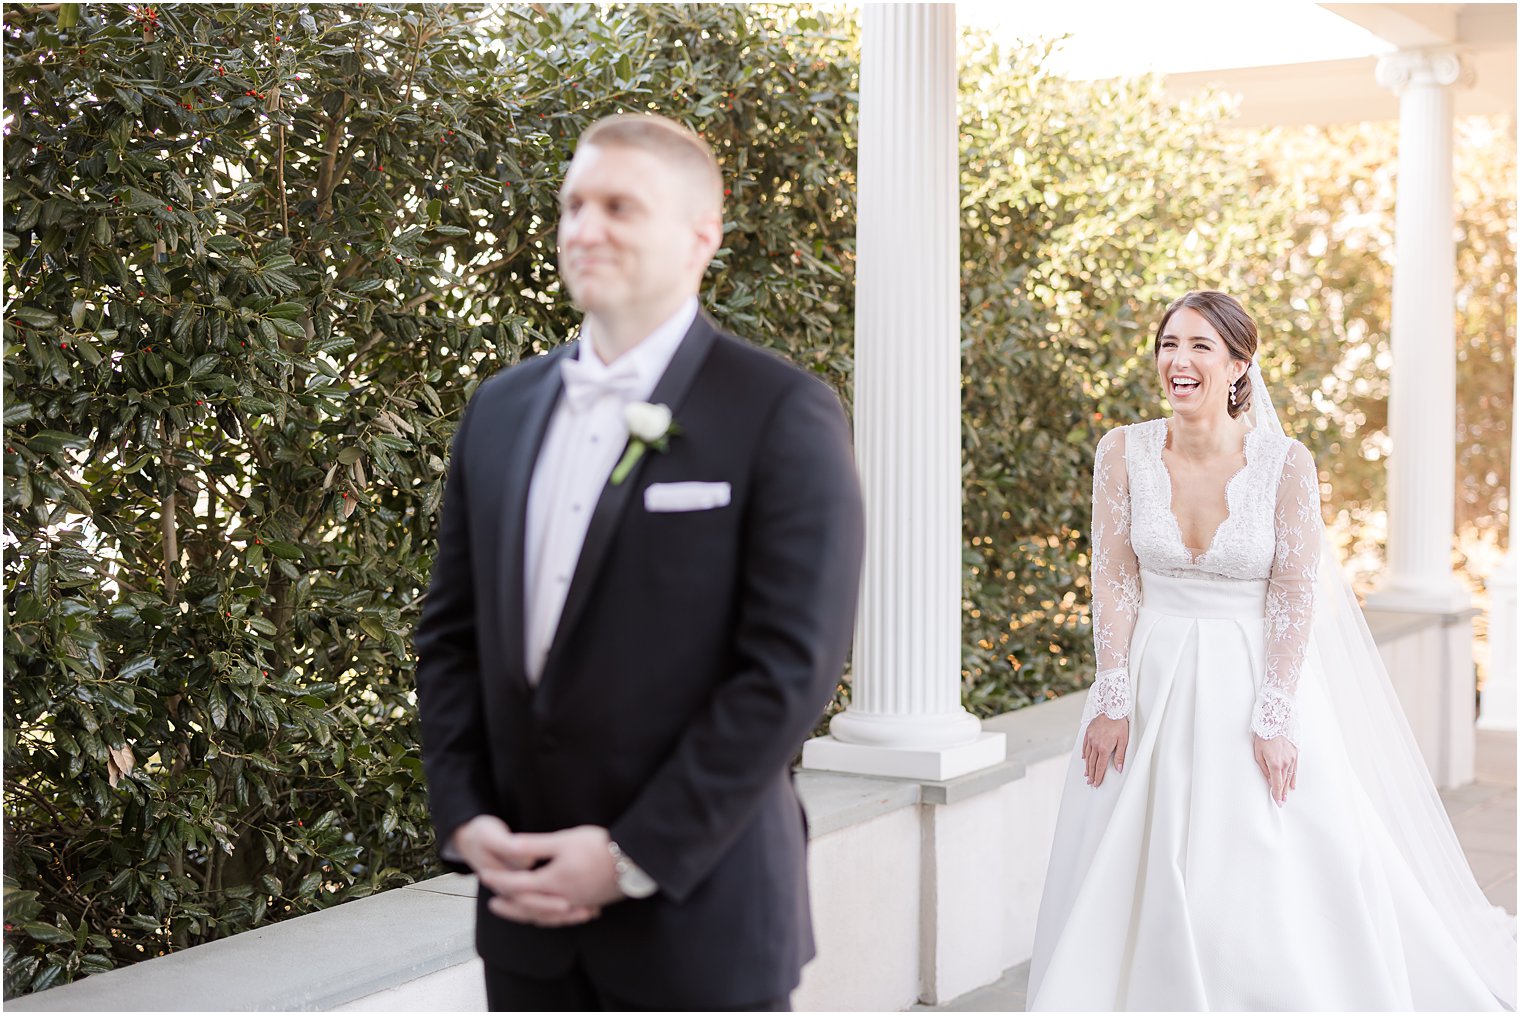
[1156, 419, 1257, 565]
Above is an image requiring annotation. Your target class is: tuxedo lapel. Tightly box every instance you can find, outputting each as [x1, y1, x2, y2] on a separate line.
[537, 314, 719, 698]
[497, 347, 571, 690]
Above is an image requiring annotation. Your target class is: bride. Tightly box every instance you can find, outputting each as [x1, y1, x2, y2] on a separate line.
[1027, 291, 1516, 1011]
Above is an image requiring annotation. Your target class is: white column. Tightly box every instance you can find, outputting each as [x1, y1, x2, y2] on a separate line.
[802, 3, 1004, 782]
[1366, 48, 1479, 787]
[1479, 351, 1518, 731]
[1367, 48, 1472, 614]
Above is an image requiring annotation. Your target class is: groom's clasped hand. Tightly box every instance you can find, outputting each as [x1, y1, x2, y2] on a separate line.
[454, 814, 616, 927]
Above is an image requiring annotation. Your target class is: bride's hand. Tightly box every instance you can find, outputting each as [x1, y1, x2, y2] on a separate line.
[1253, 734, 1298, 807]
[1083, 715, 1129, 787]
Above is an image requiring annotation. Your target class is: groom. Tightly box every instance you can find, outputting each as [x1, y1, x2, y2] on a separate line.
[413, 113, 865, 1011]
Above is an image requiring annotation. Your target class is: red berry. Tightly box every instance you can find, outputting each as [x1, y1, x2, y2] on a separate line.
[60, 342, 68, 349]
[274, 35, 281, 42]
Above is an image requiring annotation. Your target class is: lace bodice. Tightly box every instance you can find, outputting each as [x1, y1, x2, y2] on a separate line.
[1084, 419, 1322, 744]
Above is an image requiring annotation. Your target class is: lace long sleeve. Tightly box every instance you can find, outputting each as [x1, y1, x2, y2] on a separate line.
[1084, 427, 1142, 729]
[1255, 442, 1321, 745]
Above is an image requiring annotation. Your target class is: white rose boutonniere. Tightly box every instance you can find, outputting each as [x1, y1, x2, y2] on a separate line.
[611, 402, 680, 486]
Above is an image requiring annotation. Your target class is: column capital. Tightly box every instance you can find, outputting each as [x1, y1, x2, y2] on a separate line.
[1375, 47, 1474, 93]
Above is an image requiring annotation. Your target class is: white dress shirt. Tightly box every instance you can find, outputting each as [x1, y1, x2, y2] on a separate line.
[522, 297, 699, 685]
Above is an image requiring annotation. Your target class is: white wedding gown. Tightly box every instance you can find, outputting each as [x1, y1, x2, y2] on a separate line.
[1028, 418, 1511, 1011]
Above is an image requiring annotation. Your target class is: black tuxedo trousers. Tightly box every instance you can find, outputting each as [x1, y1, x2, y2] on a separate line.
[414, 314, 865, 1009]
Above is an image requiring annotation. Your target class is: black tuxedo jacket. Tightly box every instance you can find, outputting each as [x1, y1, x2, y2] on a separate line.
[413, 311, 864, 1008]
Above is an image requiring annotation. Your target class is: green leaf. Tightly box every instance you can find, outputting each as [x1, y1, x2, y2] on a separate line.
[118, 656, 156, 681]
[22, 922, 74, 945]
[266, 541, 303, 560]
[269, 317, 306, 339]
[12, 307, 58, 328]
[189, 354, 221, 378]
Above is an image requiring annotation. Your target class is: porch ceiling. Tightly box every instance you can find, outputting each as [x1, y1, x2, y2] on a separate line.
[1161, 3, 1515, 126]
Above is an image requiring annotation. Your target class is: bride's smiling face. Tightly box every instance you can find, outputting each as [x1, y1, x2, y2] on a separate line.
[1155, 306, 1244, 420]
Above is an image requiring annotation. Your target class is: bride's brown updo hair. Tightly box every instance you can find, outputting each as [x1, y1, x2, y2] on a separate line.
[1153, 290, 1257, 419]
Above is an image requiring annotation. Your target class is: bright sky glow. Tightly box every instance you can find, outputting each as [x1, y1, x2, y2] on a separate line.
[957, 1, 1397, 79]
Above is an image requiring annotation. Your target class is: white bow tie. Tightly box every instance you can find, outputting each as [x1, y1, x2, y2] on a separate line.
[560, 353, 641, 413]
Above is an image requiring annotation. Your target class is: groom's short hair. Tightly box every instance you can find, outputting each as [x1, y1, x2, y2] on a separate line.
[578, 113, 724, 217]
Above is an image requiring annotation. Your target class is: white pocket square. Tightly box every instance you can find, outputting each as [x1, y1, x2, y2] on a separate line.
[644, 481, 732, 513]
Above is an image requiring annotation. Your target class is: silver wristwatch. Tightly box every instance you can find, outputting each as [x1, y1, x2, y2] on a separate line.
[607, 839, 657, 899]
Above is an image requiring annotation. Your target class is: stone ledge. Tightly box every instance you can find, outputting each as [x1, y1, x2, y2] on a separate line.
[7, 874, 478, 1012]
[920, 693, 1083, 805]
[1364, 605, 1482, 642]
[10, 697, 1088, 1012]
[795, 769, 922, 837]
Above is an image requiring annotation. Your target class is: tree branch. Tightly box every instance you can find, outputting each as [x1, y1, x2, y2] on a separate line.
[160, 419, 179, 604]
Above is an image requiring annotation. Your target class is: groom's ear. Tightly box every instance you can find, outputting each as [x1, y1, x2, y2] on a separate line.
[691, 208, 723, 271]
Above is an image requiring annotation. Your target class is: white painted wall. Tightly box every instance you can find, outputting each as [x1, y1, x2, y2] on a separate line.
[1372, 611, 1477, 788]
[333, 958, 485, 1012]
[795, 805, 924, 1011]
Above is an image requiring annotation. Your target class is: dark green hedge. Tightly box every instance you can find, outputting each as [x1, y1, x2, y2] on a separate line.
[2, 2, 855, 994]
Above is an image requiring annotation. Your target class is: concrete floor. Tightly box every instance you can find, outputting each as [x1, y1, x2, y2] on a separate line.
[924, 729, 1517, 1012]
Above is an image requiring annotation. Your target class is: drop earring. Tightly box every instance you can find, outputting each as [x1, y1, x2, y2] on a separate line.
[1229, 378, 1238, 406]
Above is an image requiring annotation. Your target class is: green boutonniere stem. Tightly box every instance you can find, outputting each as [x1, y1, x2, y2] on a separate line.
[610, 440, 647, 486]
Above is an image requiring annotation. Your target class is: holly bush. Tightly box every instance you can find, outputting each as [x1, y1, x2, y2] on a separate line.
[2, 1, 854, 994]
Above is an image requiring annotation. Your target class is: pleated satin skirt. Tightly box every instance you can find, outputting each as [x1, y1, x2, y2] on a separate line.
[1027, 571, 1500, 1012]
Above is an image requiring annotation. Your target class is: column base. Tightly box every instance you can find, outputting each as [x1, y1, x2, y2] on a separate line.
[801, 731, 1006, 781]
